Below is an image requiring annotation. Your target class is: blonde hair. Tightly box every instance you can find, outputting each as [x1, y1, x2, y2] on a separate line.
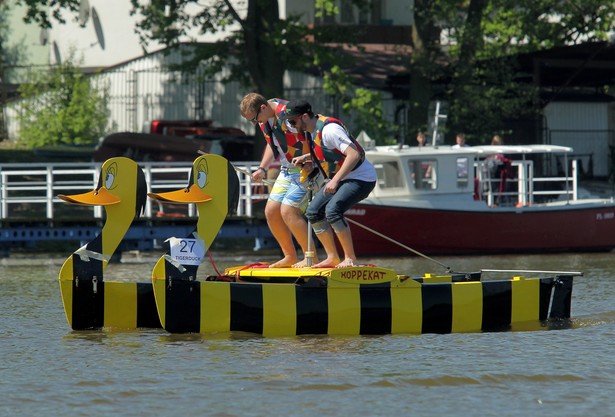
[240, 93, 267, 117]
[491, 135, 503, 145]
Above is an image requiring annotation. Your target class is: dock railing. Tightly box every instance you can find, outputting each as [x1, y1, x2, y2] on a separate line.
[0, 161, 265, 221]
[2, 158, 587, 220]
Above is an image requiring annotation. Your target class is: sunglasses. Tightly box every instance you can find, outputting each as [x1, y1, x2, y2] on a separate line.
[288, 115, 302, 126]
[248, 107, 262, 124]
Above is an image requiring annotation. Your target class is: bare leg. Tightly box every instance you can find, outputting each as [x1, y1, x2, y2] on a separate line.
[264, 200, 298, 268]
[312, 228, 341, 268]
[334, 225, 358, 268]
[279, 204, 319, 267]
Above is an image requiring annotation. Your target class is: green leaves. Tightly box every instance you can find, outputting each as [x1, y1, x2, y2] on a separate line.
[324, 65, 397, 145]
[315, 0, 339, 19]
[17, 57, 109, 148]
[439, 0, 615, 142]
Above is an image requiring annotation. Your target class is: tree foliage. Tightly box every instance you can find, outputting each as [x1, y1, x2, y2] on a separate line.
[15, 0, 81, 29]
[17, 57, 109, 148]
[128, 0, 397, 142]
[438, 0, 615, 142]
[17, 0, 393, 142]
[15, 0, 615, 145]
[1, 1, 28, 141]
[323, 65, 396, 143]
[129, 1, 326, 96]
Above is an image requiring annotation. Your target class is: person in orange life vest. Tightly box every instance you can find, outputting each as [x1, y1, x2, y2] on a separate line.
[284, 100, 377, 269]
[239, 93, 316, 268]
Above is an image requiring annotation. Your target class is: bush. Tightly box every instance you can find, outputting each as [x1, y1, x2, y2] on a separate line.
[17, 58, 109, 149]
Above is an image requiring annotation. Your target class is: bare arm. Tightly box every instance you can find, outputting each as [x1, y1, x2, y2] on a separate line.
[252, 145, 275, 182]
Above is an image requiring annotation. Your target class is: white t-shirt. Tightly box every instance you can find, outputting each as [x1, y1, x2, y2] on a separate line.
[320, 123, 377, 182]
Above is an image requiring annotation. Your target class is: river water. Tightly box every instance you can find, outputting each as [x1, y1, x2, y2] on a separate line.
[1, 250, 615, 417]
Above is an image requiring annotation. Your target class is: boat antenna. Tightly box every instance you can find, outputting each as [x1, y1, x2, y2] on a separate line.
[345, 218, 452, 272]
[431, 100, 447, 146]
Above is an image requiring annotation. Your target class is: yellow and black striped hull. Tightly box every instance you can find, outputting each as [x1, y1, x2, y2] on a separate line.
[152, 266, 573, 336]
[60, 279, 162, 330]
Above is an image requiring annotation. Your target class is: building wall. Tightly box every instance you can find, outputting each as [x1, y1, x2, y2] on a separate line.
[46, 0, 246, 67]
[45, 0, 412, 69]
[5, 47, 395, 143]
[544, 101, 614, 177]
[4, 1, 408, 145]
[4, 3, 49, 81]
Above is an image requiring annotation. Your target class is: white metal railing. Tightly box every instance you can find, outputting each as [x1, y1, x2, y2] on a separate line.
[0, 161, 265, 220]
[476, 159, 579, 207]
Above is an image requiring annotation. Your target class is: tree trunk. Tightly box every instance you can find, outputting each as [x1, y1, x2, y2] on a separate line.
[407, 1, 439, 140]
[446, 0, 487, 141]
[244, 0, 285, 98]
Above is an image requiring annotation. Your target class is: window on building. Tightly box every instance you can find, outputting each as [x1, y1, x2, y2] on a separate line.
[316, 0, 383, 25]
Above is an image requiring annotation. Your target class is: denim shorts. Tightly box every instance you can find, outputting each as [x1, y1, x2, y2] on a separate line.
[268, 167, 309, 210]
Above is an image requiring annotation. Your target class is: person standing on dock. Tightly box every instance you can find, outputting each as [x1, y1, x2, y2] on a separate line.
[239, 93, 316, 268]
[284, 100, 377, 268]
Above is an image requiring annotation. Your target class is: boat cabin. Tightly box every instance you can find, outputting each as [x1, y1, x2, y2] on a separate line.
[366, 144, 584, 208]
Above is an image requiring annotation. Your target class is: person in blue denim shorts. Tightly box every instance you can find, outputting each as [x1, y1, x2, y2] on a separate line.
[284, 100, 377, 268]
[240, 93, 317, 267]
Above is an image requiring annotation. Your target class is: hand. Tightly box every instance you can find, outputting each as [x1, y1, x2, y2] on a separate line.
[251, 170, 265, 182]
[323, 178, 338, 194]
[292, 154, 310, 167]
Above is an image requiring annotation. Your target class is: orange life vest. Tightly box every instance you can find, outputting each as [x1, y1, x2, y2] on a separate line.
[309, 115, 365, 178]
[260, 99, 309, 162]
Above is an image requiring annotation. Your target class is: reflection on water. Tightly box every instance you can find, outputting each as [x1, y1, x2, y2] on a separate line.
[1, 251, 615, 416]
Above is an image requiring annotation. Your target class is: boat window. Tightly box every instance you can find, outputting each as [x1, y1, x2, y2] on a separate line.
[456, 157, 469, 188]
[374, 161, 402, 188]
[408, 160, 437, 190]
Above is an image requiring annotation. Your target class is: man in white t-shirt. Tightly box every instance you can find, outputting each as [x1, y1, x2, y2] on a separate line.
[452, 132, 469, 148]
[283, 100, 377, 268]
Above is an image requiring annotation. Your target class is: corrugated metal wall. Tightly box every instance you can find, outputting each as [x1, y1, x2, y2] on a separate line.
[544, 102, 614, 177]
[4, 48, 398, 144]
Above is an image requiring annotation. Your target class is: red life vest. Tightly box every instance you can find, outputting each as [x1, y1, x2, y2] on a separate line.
[259, 98, 309, 162]
[309, 115, 365, 178]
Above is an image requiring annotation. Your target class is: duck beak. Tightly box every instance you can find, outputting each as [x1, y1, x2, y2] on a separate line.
[58, 188, 121, 206]
[148, 184, 212, 204]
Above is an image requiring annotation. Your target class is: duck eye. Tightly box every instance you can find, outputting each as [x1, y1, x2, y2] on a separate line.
[197, 171, 207, 188]
[105, 172, 115, 189]
[105, 162, 118, 189]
